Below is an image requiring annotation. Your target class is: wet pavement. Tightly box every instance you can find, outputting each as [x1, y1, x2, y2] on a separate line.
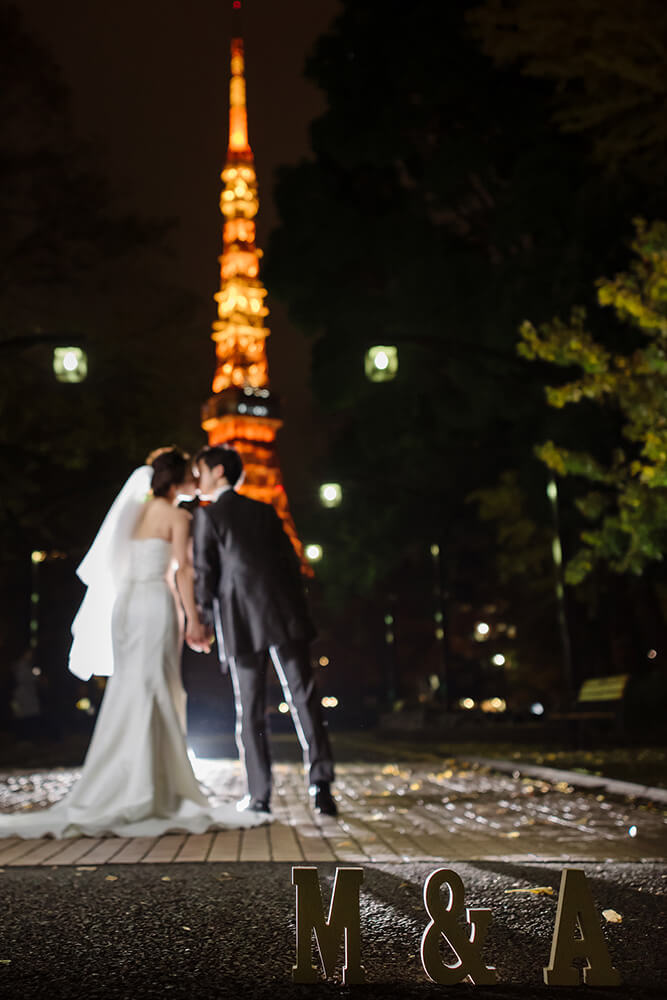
[0, 860, 665, 999]
[1, 744, 665, 863]
[0, 740, 666, 998]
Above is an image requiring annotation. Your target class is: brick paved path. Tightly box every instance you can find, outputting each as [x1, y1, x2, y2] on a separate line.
[1, 750, 665, 867]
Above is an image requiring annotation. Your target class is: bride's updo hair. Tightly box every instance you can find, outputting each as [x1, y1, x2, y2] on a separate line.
[146, 446, 190, 498]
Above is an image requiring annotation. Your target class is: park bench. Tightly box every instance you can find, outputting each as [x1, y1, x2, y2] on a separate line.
[552, 673, 629, 744]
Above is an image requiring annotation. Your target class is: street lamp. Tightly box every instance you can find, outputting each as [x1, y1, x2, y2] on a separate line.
[319, 482, 342, 508]
[365, 345, 398, 382]
[29, 550, 47, 652]
[546, 475, 574, 701]
[430, 541, 449, 704]
[53, 346, 87, 383]
[304, 544, 323, 563]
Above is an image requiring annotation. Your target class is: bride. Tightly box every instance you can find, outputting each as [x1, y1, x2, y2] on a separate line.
[0, 447, 268, 838]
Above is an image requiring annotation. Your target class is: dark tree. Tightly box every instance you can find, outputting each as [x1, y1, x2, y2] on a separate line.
[0, 5, 208, 720]
[267, 0, 665, 705]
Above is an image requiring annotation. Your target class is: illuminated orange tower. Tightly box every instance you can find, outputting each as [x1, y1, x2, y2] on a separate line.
[201, 6, 306, 564]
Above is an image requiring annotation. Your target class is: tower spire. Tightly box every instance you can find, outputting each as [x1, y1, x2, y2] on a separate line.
[228, 36, 250, 158]
[201, 16, 309, 568]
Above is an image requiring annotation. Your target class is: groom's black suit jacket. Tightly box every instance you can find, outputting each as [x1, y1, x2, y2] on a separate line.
[193, 490, 315, 660]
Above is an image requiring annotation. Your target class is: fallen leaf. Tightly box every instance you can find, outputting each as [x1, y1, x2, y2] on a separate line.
[76, 866, 97, 872]
[161, 876, 172, 882]
[602, 909, 623, 923]
[505, 887, 555, 895]
[409, 783, 421, 791]
[105, 875, 119, 882]
[504, 831, 521, 839]
[182, 926, 191, 931]
[0, 960, 11, 965]
[336, 840, 353, 848]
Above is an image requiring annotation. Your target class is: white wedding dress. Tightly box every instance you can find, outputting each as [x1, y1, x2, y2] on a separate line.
[0, 537, 267, 839]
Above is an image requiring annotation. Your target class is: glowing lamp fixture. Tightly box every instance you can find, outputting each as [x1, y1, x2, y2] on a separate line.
[278, 702, 290, 714]
[552, 537, 563, 566]
[365, 345, 398, 382]
[31, 550, 47, 564]
[459, 697, 475, 710]
[491, 653, 506, 666]
[474, 621, 490, 641]
[305, 544, 323, 562]
[53, 346, 87, 383]
[481, 697, 506, 713]
[319, 482, 342, 508]
[321, 696, 339, 708]
[530, 702, 545, 716]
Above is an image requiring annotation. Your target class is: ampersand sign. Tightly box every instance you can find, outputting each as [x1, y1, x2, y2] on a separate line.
[420, 868, 498, 985]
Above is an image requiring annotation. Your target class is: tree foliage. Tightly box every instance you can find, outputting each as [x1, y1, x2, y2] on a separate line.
[268, 0, 660, 589]
[0, 4, 205, 549]
[267, 0, 667, 698]
[519, 219, 667, 582]
[468, 0, 667, 180]
[0, 5, 208, 684]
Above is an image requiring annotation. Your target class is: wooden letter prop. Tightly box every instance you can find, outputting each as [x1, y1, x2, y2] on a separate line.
[292, 866, 366, 984]
[421, 868, 498, 985]
[544, 869, 621, 986]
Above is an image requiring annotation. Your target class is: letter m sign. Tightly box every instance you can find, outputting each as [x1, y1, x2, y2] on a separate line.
[292, 866, 366, 984]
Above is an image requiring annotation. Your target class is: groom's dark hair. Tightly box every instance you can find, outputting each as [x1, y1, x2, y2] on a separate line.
[195, 445, 243, 487]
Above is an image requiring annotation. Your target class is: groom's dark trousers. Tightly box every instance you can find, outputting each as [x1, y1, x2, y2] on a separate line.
[193, 488, 335, 804]
[229, 640, 334, 804]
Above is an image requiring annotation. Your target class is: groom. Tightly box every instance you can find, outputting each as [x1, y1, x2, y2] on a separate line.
[192, 445, 336, 816]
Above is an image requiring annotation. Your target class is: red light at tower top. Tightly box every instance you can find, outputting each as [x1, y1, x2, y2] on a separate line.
[233, 1, 241, 7]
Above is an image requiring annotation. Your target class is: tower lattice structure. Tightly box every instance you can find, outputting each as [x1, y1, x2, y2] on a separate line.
[201, 21, 307, 567]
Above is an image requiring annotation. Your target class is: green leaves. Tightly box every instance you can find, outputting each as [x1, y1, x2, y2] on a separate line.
[469, 0, 667, 181]
[523, 220, 667, 581]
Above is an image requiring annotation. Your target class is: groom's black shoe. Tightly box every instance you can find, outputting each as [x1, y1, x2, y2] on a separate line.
[311, 781, 337, 817]
[236, 794, 271, 814]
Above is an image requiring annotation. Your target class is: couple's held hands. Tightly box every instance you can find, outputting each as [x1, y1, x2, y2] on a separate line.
[186, 620, 213, 653]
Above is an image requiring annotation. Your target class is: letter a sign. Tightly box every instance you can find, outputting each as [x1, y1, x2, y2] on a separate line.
[292, 866, 365, 984]
[544, 869, 620, 986]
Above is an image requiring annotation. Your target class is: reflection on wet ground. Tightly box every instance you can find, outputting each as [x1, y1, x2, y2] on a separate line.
[1, 752, 665, 863]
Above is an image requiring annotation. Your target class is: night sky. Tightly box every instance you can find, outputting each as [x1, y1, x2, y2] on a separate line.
[19, 0, 340, 491]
